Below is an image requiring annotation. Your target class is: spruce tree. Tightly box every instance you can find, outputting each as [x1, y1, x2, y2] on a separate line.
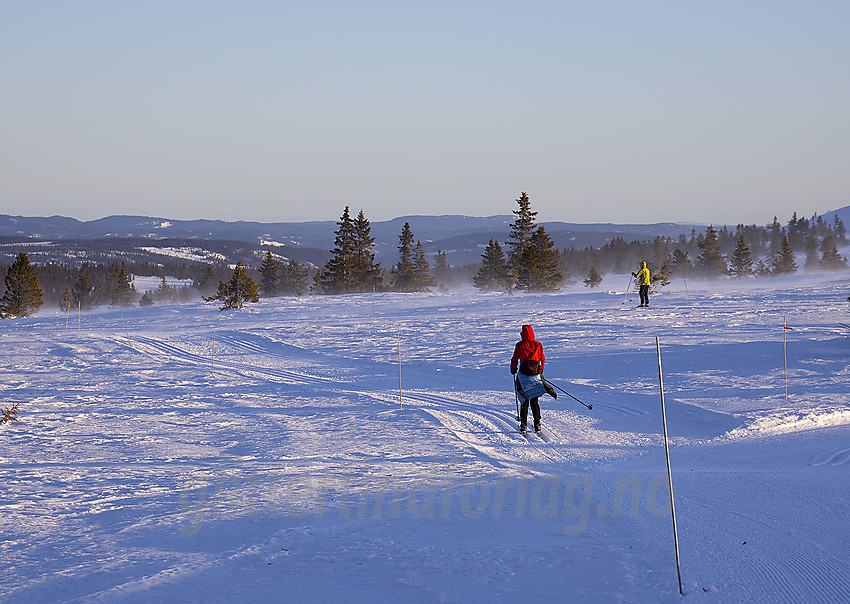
[772, 236, 797, 275]
[507, 192, 538, 276]
[351, 210, 382, 291]
[413, 241, 437, 290]
[520, 227, 564, 291]
[768, 216, 783, 257]
[833, 216, 847, 243]
[259, 251, 281, 297]
[433, 250, 449, 292]
[71, 267, 97, 311]
[670, 248, 693, 276]
[59, 288, 74, 313]
[156, 276, 173, 303]
[391, 222, 417, 292]
[584, 264, 603, 288]
[804, 237, 820, 271]
[754, 259, 772, 277]
[819, 236, 847, 270]
[0, 252, 44, 318]
[321, 206, 359, 294]
[473, 239, 511, 291]
[652, 257, 673, 290]
[280, 260, 310, 296]
[194, 264, 218, 297]
[105, 262, 135, 306]
[696, 225, 727, 278]
[206, 261, 260, 309]
[729, 234, 754, 279]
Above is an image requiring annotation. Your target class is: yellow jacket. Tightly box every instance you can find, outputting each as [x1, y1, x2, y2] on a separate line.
[634, 262, 650, 286]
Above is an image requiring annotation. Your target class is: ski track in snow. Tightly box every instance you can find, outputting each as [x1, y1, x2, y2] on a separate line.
[2, 272, 850, 602]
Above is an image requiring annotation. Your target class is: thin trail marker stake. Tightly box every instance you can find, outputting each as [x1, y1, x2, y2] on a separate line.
[121, 315, 134, 356]
[372, 285, 376, 319]
[397, 330, 402, 409]
[65, 303, 70, 333]
[783, 315, 793, 400]
[211, 326, 216, 378]
[683, 279, 691, 307]
[656, 337, 683, 596]
[78, 302, 81, 335]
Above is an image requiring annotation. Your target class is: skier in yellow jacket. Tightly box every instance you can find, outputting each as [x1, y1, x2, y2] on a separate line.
[631, 261, 651, 307]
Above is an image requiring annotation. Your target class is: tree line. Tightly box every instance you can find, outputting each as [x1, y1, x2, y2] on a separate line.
[2, 198, 848, 317]
[566, 212, 848, 289]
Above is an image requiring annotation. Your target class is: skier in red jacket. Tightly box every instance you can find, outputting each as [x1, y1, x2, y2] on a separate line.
[510, 324, 546, 433]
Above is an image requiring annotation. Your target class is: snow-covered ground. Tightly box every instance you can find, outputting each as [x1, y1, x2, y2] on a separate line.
[2, 273, 849, 603]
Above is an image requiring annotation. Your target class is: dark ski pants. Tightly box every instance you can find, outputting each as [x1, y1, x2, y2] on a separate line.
[521, 397, 541, 428]
[639, 285, 650, 306]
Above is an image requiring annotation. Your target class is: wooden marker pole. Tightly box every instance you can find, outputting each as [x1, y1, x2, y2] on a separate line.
[783, 315, 790, 400]
[78, 302, 81, 335]
[211, 326, 216, 378]
[683, 279, 691, 307]
[656, 337, 683, 596]
[121, 315, 134, 356]
[397, 330, 402, 409]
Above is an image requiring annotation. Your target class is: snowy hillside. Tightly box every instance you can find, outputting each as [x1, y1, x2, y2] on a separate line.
[2, 273, 849, 602]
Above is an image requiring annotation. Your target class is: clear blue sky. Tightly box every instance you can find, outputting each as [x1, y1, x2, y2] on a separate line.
[2, 1, 848, 224]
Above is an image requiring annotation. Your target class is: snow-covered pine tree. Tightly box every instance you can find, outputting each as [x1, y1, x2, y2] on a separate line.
[0, 252, 44, 318]
[473, 239, 511, 291]
[729, 234, 754, 279]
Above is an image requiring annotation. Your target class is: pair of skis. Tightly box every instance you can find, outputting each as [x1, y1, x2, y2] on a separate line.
[513, 375, 592, 435]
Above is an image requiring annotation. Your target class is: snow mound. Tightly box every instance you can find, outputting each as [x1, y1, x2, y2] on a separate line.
[725, 408, 850, 439]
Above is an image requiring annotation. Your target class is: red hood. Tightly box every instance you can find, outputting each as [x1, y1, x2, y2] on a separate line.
[521, 325, 535, 341]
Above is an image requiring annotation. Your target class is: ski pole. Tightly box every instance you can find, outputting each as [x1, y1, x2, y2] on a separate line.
[623, 275, 633, 305]
[513, 376, 521, 421]
[543, 378, 592, 410]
